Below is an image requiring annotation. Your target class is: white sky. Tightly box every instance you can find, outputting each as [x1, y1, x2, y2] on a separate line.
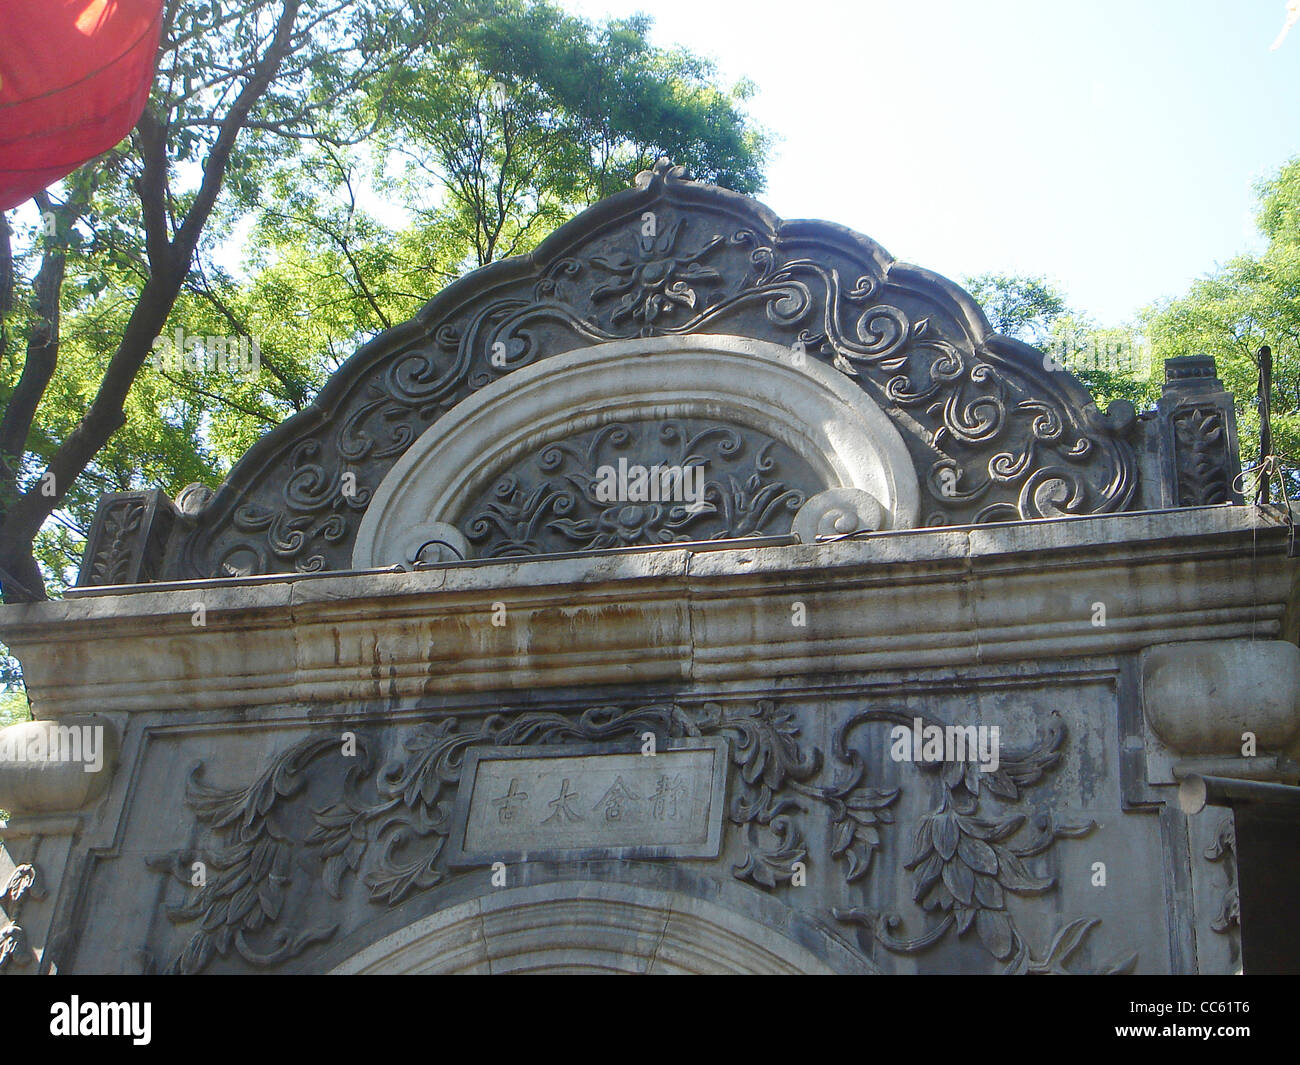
[559, 0, 1300, 325]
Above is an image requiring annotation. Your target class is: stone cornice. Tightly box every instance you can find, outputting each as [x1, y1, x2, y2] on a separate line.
[3, 505, 1294, 716]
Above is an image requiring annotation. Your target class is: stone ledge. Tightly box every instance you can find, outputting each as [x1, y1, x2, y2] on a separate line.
[1, 505, 1292, 716]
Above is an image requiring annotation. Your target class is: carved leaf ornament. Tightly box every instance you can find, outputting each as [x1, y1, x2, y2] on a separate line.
[148, 702, 1132, 975]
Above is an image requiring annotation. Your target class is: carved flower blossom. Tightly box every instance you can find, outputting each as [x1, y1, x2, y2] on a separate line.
[590, 219, 725, 326]
[552, 499, 714, 549]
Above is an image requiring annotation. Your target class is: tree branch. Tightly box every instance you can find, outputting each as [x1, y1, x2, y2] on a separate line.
[0, 1, 305, 599]
[0, 193, 71, 491]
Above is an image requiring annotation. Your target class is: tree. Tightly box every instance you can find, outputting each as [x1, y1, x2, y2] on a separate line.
[963, 272, 1069, 346]
[1144, 157, 1300, 495]
[0, 0, 769, 602]
[0, 0, 463, 602]
[964, 272, 1155, 410]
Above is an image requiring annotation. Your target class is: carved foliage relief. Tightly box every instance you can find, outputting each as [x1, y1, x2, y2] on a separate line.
[459, 419, 819, 556]
[146, 700, 1134, 975]
[176, 161, 1138, 578]
[1173, 407, 1233, 506]
[1204, 814, 1240, 970]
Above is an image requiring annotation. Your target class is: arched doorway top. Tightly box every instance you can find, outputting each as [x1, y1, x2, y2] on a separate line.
[159, 158, 1137, 581]
[327, 879, 873, 975]
[351, 334, 920, 568]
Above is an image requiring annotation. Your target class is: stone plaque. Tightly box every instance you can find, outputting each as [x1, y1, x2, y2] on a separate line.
[446, 738, 729, 865]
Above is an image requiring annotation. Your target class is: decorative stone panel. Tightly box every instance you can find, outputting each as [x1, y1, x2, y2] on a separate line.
[156, 160, 1139, 581]
[352, 335, 920, 567]
[1154, 355, 1243, 508]
[75, 489, 177, 588]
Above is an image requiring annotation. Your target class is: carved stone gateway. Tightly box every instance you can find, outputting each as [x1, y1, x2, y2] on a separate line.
[75, 157, 1157, 587]
[2, 161, 1294, 976]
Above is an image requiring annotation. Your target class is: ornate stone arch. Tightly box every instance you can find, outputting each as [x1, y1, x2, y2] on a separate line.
[351, 334, 921, 567]
[160, 159, 1138, 581]
[324, 880, 872, 975]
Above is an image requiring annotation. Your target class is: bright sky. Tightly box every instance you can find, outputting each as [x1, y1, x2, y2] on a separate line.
[559, 0, 1300, 326]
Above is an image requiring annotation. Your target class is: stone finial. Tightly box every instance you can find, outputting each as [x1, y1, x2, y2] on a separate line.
[633, 156, 691, 190]
[75, 489, 178, 587]
[1155, 354, 1243, 507]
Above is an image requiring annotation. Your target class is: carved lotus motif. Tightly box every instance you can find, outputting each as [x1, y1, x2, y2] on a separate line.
[589, 218, 724, 326]
[590, 502, 706, 546]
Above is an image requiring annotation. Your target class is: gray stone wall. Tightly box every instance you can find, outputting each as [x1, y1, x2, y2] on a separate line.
[4, 506, 1291, 974]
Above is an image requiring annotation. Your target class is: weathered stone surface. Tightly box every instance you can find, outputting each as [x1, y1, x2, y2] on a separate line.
[4, 162, 1280, 976]
[3, 506, 1291, 720]
[327, 881, 855, 975]
[0, 717, 119, 814]
[449, 739, 727, 863]
[0, 504, 1285, 974]
[1143, 639, 1300, 753]
[1142, 639, 1300, 784]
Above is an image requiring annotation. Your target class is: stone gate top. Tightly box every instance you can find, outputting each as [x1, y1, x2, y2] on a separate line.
[77, 159, 1243, 588]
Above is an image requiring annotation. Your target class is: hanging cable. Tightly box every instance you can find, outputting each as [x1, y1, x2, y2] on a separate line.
[1235, 454, 1300, 558]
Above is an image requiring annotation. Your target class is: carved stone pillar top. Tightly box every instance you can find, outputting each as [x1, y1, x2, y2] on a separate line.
[1154, 354, 1243, 508]
[1161, 354, 1222, 389]
[75, 489, 177, 588]
[1141, 638, 1300, 783]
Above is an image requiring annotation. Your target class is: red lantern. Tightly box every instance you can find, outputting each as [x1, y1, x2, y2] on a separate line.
[0, 0, 164, 211]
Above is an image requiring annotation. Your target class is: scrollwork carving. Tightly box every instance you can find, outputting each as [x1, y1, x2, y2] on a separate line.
[460, 419, 815, 556]
[3, 863, 41, 906]
[0, 922, 31, 969]
[1205, 815, 1240, 937]
[0, 862, 40, 971]
[173, 160, 1138, 579]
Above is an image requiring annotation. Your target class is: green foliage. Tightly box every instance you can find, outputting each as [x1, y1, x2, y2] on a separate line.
[1047, 316, 1159, 413]
[964, 272, 1069, 346]
[963, 273, 1156, 413]
[0, 0, 768, 598]
[1145, 156, 1300, 490]
[0, 687, 26, 728]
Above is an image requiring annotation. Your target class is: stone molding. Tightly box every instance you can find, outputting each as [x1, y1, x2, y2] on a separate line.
[351, 334, 921, 568]
[3, 506, 1291, 718]
[325, 880, 854, 974]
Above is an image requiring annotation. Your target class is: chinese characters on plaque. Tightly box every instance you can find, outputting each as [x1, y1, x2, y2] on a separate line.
[450, 741, 728, 863]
